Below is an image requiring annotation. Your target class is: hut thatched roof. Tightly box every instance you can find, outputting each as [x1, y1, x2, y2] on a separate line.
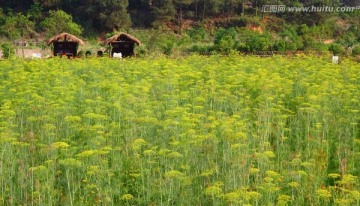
[104, 32, 141, 45]
[47, 32, 85, 46]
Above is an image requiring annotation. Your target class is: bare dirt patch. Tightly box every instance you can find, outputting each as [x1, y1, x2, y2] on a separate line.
[0, 48, 52, 59]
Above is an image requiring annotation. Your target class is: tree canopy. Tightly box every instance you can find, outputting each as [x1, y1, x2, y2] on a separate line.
[0, 0, 359, 34]
[0, 0, 359, 56]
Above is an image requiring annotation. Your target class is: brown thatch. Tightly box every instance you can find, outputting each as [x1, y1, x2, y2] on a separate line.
[104, 32, 141, 46]
[47, 32, 85, 46]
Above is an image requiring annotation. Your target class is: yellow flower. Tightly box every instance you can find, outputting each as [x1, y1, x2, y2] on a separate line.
[263, 150, 276, 158]
[288, 181, 300, 188]
[277, 195, 292, 206]
[205, 186, 222, 197]
[131, 138, 147, 150]
[328, 173, 341, 179]
[76, 150, 98, 158]
[50, 141, 70, 149]
[164, 170, 185, 179]
[120, 194, 134, 201]
[316, 189, 332, 200]
[249, 167, 260, 174]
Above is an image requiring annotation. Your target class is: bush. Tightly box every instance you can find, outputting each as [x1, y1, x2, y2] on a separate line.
[213, 27, 274, 53]
[247, 34, 272, 52]
[190, 44, 213, 54]
[1, 43, 15, 58]
[274, 39, 298, 52]
[214, 28, 237, 45]
[235, 42, 249, 52]
[276, 24, 303, 51]
[135, 44, 147, 56]
[217, 35, 236, 52]
[352, 45, 360, 56]
[328, 44, 342, 55]
[237, 29, 273, 52]
[142, 32, 177, 55]
[187, 27, 207, 41]
[214, 28, 237, 53]
[161, 41, 175, 55]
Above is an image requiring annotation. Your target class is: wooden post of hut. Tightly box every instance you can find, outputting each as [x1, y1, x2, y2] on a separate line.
[47, 32, 85, 58]
[104, 33, 141, 58]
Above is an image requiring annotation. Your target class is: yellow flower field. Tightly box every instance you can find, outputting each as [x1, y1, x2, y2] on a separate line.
[0, 55, 359, 205]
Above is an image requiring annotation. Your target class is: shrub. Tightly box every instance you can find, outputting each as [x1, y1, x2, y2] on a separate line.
[157, 33, 177, 55]
[237, 29, 273, 52]
[190, 44, 213, 54]
[274, 40, 287, 52]
[213, 27, 274, 53]
[235, 42, 249, 52]
[276, 24, 303, 51]
[217, 35, 236, 52]
[1, 42, 15, 58]
[214, 28, 237, 45]
[352, 45, 360, 56]
[328, 44, 342, 55]
[274, 39, 298, 52]
[187, 27, 207, 41]
[214, 28, 237, 53]
[161, 41, 175, 55]
[247, 33, 272, 51]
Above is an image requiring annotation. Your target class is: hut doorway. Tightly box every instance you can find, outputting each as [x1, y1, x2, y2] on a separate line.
[110, 42, 135, 57]
[105, 33, 141, 58]
[53, 42, 78, 58]
[47, 32, 85, 58]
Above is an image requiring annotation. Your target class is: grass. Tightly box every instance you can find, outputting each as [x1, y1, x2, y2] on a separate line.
[0, 55, 359, 205]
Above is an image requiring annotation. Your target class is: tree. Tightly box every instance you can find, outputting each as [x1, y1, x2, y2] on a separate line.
[104, 0, 131, 31]
[128, 0, 153, 27]
[342, 0, 359, 6]
[174, 0, 193, 33]
[27, 2, 43, 23]
[151, 0, 176, 27]
[15, 13, 35, 39]
[201, 0, 223, 18]
[40, 10, 83, 36]
[79, 0, 131, 32]
[0, 0, 34, 12]
[223, 0, 242, 15]
[1, 13, 35, 57]
[38, 0, 62, 8]
[0, 8, 5, 26]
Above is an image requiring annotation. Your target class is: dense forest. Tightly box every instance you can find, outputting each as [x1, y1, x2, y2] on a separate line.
[1, 0, 360, 56]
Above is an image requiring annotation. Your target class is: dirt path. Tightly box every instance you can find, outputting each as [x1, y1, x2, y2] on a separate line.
[0, 48, 52, 59]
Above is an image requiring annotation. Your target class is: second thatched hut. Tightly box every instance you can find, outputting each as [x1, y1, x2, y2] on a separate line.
[47, 32, 85, 58]
[104, 32, 141, 58]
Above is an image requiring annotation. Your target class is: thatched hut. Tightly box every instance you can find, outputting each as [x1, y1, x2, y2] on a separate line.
[47, 32, 85, 58]
[104, 32, 141, 58]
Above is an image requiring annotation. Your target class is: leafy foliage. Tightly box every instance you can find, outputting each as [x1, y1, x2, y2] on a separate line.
[213, 27, 274, 53]
[1, 13, 34, 40]
[0, 42, 15, 58]
[187, 26, 207, 41]
[83, 0, 131, 31]
[328, 43, 343, 55]
[40, 10, 83, 36]
[214, 27, 237, 52]
[0, 0, 359, 57]
[236, 28, 273, 52]
[352, 45, 360, 56]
